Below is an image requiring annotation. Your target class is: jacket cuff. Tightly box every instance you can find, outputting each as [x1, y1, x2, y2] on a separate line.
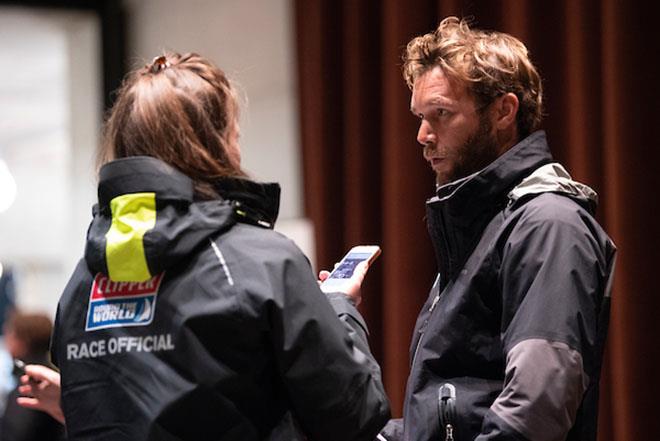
[378, 418, 403, 441]
[325, 292, 369, 336]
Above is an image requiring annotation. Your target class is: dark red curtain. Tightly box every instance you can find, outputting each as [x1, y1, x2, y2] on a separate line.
[295, 1, 660, 439]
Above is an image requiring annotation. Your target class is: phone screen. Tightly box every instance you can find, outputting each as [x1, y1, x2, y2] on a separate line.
[328, 252, 373, 279]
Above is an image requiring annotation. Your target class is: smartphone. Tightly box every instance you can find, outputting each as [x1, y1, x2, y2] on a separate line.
[14, 359, 40, 384]
[14, 358, 26, 375]
[320, 245, 381, 293]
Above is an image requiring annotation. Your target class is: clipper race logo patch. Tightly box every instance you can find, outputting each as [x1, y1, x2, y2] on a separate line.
[86, 273, 164, 331]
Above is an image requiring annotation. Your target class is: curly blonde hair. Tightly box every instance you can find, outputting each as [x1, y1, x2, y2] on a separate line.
[403, 17, 543, 138]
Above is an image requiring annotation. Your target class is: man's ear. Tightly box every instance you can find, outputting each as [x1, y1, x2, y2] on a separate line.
[494, 93, 519, 130]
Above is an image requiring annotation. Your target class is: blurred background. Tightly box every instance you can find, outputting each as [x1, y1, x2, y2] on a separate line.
[0, 1, 657, 440]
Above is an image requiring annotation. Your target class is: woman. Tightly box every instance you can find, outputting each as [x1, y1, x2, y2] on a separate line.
[38, 53, 389, 440]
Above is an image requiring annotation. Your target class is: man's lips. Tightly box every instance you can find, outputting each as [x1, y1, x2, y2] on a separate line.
[428, 157, 445, 167]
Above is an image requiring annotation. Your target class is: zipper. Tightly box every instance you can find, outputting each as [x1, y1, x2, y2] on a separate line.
[429, 293, 440, 312]
[438, 203, 454, 286]
[411, 275, 441, 366]
[438, 383, 457, 441]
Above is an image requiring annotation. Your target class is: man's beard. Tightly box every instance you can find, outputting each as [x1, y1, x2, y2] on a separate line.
[436, 112, 500, 186]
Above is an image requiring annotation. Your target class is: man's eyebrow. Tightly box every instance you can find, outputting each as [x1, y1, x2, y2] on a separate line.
[429, 96, 453, 107]
[411, 96, 453, 115]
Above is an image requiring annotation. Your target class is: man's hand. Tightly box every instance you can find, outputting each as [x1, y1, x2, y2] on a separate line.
[319, 261, 369, 307]
[16, 364, 65, 424]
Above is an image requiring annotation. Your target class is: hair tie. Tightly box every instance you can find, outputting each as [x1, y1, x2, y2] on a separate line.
[150, 55, 170, 73]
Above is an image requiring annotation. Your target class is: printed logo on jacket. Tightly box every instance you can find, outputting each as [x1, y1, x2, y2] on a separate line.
[86, 273, 164, 331]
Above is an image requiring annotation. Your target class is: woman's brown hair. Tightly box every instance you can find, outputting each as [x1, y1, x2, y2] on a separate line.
[99, 52, 247, 199]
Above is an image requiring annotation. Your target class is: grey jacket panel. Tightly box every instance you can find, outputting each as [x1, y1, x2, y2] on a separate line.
[507, 162, 598, 207]
[490, 339, 588, 441]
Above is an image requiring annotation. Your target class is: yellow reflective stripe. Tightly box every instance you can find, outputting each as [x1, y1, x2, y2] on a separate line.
[105, 192, 157, 282]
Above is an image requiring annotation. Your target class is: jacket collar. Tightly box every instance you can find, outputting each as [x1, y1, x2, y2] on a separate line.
[426, 131, 554, 287]
[213, 177, 281, 229]
[97, 156, 281, 227]
[430, 131, 554, 213]
[97, 156, 194, 209]
[86, 156, 281, 281]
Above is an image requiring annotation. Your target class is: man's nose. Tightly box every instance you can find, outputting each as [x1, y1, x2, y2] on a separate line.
[417, 121, 436, 146]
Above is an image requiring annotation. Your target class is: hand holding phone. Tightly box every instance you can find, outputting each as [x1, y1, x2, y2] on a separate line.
[319, 246, 381, 300]
[16, 364, 65, 424]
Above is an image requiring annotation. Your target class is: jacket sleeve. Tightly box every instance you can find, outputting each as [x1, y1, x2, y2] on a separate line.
[268, 244, 391, 441]
[476, 199, 615, 441]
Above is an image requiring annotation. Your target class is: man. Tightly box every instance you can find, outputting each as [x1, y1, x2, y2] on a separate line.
[378, 17, 616, 441]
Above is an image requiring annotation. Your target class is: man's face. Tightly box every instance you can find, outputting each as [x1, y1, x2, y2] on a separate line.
[410, 66, 500, 186]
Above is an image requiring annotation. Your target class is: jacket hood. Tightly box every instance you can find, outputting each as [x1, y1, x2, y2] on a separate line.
[84, 156, 280, 282]
[507, 162, 598, 212]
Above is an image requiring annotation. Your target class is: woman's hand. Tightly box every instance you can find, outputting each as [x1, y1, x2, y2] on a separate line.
[319, 261, 368, 307]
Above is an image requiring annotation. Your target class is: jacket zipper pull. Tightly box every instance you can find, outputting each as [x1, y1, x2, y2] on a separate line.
[444, 424, 454, 441]
[438, 383, 456, 441]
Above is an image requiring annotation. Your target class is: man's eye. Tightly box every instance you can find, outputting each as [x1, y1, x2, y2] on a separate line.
[437, 108, 450, 117]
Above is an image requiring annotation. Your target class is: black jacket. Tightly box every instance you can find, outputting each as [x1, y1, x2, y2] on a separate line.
[51, 156, 390, 441]
[381, 131, 616, 441]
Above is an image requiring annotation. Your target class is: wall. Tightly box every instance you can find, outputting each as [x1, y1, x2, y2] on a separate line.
[124, 0, 313, 264]
[0, 7, 100, 316]
[0, 0, 312, 318]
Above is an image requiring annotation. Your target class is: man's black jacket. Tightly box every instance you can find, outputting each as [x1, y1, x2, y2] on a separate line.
[381, 131, 616, 441]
